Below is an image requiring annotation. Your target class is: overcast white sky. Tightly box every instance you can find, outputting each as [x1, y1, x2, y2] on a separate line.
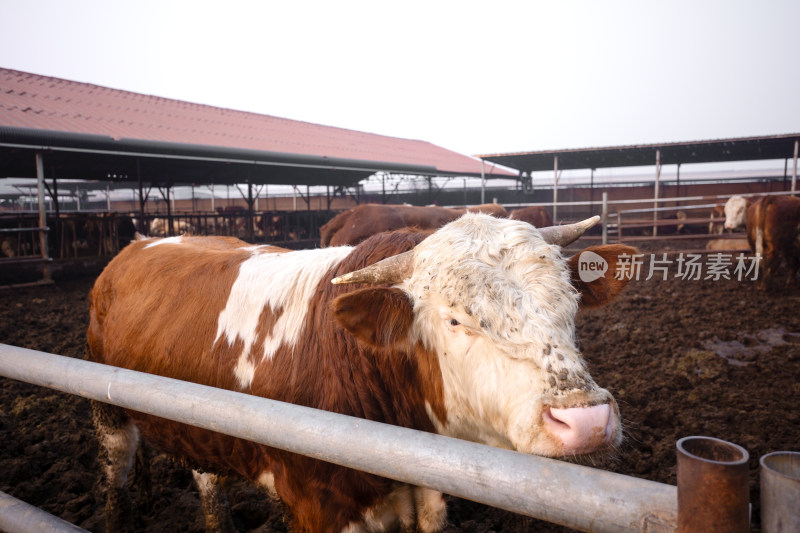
[0, 0, 798, 159]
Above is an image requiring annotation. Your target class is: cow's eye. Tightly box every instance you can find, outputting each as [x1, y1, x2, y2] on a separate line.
[449, 318, 460, 327]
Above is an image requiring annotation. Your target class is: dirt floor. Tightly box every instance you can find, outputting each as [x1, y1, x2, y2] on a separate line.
[1, 241, 799, 532]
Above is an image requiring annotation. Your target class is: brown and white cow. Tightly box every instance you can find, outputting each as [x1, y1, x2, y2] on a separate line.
[708, 204, 726, 235]
[723, 195, 758, 231]
[87, 213, 635, 533]
[320, 203, 508, 247]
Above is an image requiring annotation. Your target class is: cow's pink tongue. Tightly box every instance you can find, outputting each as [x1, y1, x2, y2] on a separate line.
[543, 404, 614, 454]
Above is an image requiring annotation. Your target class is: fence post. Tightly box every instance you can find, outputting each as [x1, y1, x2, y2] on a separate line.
[792, 139, 798, 193]
[553, 156, 559, 222]
[601, 192, 608, 245]
[653, 149, 661, 237]
[677, 436, 749, 533]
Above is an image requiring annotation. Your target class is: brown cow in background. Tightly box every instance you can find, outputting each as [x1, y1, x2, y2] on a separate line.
[320, 203, 508, 247]
[508, 206, 553, 228]
[746, 195, 800, 286]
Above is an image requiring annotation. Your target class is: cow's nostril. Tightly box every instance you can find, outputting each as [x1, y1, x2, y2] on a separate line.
[543, 404, 615, 454]
[542, 406, 569, 428]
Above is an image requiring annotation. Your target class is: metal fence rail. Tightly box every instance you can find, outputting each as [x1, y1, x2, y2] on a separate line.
[0, 344, 678, 532]
[0, 491, 88, 533]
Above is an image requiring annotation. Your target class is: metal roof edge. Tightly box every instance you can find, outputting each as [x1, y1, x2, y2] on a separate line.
[475, 133, 800, 159]
[0, 126, 440, 175]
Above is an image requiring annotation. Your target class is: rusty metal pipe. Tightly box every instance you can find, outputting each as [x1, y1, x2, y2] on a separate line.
[677, 436, 750, 533]
[760, 451, 800, 533]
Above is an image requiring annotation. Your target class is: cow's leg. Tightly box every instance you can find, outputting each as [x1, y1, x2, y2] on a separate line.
[413, 487, 447, 533]
[192, 470, 237, 533]
[92, 400, 139, 533]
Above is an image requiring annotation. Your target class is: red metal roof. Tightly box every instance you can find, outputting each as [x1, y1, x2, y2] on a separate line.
[0, 68, 514, 178]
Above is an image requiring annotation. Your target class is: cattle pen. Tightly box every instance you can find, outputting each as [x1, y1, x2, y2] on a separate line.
[4, 343, 792, 533]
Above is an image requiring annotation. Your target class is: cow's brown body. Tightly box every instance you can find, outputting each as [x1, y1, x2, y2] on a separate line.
[745, 195, 800, 285]
[320, 203, 507, 247]
[508, 206, 553, 228]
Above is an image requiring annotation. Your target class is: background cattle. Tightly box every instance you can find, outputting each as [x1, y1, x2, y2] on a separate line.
[708, 204, 727, 235]
[705, 238, 750, 251]
[747, 195, 800, 286]
[319, 203, 508, 247]
[87, 214, 633, 533]
[148, 217, 195, 237]
[508, 205, 553, 228]
[723, 195, 759, 231]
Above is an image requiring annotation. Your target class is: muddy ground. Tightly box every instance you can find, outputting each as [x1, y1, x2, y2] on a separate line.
[1, 243, 799, 532]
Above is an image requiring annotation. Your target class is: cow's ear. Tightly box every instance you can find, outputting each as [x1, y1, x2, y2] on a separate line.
[332, 287, 413, 348]
[567, 245, 638, 308]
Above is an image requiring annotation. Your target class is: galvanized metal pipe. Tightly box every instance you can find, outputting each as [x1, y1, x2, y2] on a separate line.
[653, 149, 661, 238]
[677, 436, 749, 533]
[792, 139, 798, 193]
[0, 344, 678, 533]
[0, 490, 89, 533]
[760, 451, 800, 533]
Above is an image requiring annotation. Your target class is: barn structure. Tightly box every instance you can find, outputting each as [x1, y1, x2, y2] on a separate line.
[1, 67, 799, 286]
[478, 134, 799, 221]
[0, 68, 515, 284]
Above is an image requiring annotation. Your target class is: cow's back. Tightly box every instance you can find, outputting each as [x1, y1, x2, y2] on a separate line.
[88, 236, 279, 389]
[326, 204, 453, 246]
[509, 206, 553, 228]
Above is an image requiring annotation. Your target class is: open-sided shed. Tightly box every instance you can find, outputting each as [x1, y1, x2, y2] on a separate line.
[477, 134, 800, 221]
[0, 68, 514, 283]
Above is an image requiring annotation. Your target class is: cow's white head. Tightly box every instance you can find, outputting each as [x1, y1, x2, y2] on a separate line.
[724, 195, 748, 230]
[332, 214, 634, 458]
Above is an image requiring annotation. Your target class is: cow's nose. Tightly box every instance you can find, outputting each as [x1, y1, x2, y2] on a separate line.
[543, 404, 615, 454]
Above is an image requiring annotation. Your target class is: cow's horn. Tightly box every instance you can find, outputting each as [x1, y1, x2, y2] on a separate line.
[538, 216, 600, 247]
[331, 250, 414, 285]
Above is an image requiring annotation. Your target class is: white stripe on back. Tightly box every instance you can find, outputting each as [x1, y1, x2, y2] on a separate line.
[215, 246, 352, 389]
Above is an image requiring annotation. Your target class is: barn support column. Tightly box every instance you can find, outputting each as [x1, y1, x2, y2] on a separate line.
[136, 160, 147, 234]
[247, 181, 255, 242]
[480, 160, 486, 204]
[553, 156, 559, 222]
[601, 192, 608, 245]
[653, 149, 662, 237]
[676, 163, 681, 204]
[35, 152, 51, 283]
[157, 185, 173, 235]
[589, 168, 595, 215]
[49, 167, 61, 260]
[792, 139, 798, 193]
